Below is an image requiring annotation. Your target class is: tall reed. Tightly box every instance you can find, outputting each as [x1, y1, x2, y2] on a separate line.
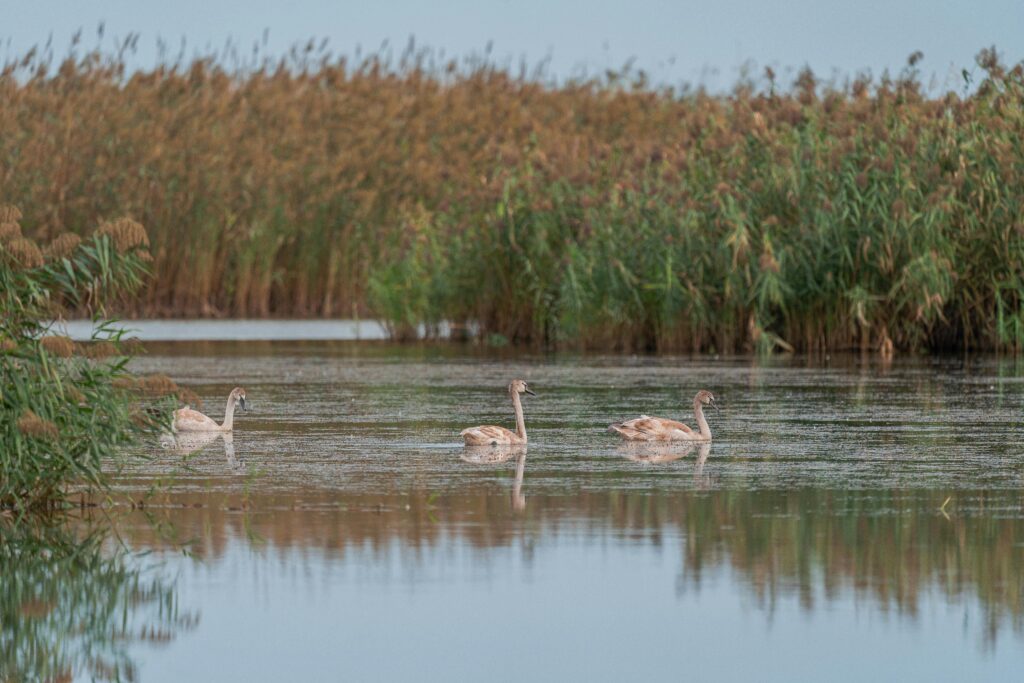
[2, 42, 1022, 351]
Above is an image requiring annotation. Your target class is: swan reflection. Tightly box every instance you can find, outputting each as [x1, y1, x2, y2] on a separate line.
[620, 442, 713, 486]
[459, 444, 528, 511]
[618, 441, 697, 464]
[159, 431, 240, 468]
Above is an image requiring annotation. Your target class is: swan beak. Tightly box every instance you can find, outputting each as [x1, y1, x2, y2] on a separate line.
[710, 398, 719, 411]
[239, 396, 247, 411]
[525, 388, 537, 397]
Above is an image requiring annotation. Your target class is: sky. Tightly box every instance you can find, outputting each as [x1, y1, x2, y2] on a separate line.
[3, 1, 1022, 91]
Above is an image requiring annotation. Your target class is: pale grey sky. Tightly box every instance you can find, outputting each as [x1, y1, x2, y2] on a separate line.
[3, 0, 1022, 90]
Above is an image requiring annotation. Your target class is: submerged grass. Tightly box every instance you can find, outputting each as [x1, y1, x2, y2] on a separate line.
[1, 41, 1023, 351]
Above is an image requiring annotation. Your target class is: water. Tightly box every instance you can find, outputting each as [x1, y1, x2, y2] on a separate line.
[8, 341, 1024, 680]
[54, 318, 394, 341]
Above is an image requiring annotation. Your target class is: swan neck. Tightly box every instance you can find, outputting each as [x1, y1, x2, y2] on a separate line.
[511, 391, 527, 442]
[693, 398, 711, 439]
[221, 395, 236, 430]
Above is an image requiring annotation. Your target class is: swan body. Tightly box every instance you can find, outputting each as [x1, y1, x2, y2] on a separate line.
[461, 380, 535, 445]
[173, 387, 246, 432]
[610, 389, 717, 442]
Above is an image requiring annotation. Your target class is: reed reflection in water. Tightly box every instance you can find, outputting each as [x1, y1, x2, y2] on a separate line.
[0, 520, 194, 682]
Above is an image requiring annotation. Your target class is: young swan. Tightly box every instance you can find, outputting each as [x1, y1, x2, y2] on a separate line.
[174, 387, 247, 432]
[461, 380, 536, 445]
[609, 389, 718, 442]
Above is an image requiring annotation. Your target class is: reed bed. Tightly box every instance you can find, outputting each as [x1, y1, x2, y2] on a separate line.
[2, 42, 1022, 351]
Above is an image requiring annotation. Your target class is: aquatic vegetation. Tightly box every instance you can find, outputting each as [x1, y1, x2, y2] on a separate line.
[1, 42, 1023, 351]
[0, 206, 175, 509]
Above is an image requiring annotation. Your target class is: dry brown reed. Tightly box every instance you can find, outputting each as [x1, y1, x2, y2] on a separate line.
[137, 374, 179, 397]
[176, 388, 203, 409]
[0, 222, 22, 243]
[0, 205, 23, 223]
[39, 335, 75, 358]
[5, 238, 43, 269]
[17, 410, 58, 441]
[95, 217, 149, 253]
[77, 340, 118, 359]
[2, 44, 1023, 351]
[44, 232, 82, 260]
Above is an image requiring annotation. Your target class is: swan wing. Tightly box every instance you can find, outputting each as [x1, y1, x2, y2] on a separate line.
[609, 416, 693, 441]
[173, 408, 220, 432]
[461, 425, 517, 445]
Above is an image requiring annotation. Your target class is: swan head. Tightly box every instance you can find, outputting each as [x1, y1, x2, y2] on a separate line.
[230, 387, 247, 410]
[508, 379, 536, 397]
[695, 390, 718, 411]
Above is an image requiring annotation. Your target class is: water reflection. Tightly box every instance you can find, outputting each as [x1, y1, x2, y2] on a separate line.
[459, 444, 526, 465]
[0, 520, 193, 682]
[618, 441, 710, 465]
[460, 445, 528, 511]
[160, 431, 239, 468]
[512, 450, 526, 511]
[114, 485, 1024, 648]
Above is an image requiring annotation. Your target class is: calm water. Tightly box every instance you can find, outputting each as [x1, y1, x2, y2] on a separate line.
[9, 341, 1024, 681]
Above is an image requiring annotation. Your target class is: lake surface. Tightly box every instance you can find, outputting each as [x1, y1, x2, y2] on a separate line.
[55, 318, 395, 341]
[9, 341, 1024, 681]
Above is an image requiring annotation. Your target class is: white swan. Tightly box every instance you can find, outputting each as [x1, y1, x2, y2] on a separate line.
[173, 387, 247, 432]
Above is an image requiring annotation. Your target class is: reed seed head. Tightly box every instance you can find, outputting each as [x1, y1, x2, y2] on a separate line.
[759, 252, 781, 273]
[139, 373, 179, 396]
[17, 410, 59, 441]
[79, 340, 118, 359]
[6, 237, 44, 268]
[177, 388, 203, 408]
[891, 199, 908, 219]
[96, 217, 150, 253]
[0, 205, 22, 223]
[112, 377, 138, 390]
[0, 221, 22, 244]
[45, 232, 82, 260]
[40, 335, 75, 358]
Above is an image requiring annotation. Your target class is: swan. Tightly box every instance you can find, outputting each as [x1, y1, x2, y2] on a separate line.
[609, 389, 717, 442]
[174, 387, 246, 432]
[460, 379, 535, 445]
